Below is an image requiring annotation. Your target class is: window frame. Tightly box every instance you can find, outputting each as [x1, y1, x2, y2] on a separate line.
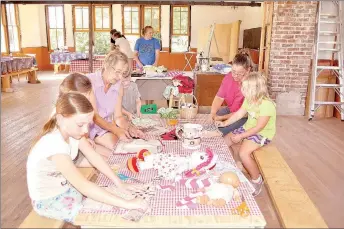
[45, 5, 66, 51]
[1, 5, 9, 54]
[141, 5, 161, 32]
[92, 4, 112, 32]
[122, 4, 161, 35]
[121, 4, 141, 36]
[72, 4, 90, 52]
[2, 4, 21, 54]
[169, 5, 191, 53]
[72, 4, 112, 54]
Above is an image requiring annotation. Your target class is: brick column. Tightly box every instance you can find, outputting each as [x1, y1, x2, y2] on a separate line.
[269, 1, 317, 115]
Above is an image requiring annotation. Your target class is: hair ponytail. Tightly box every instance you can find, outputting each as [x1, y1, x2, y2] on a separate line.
[113, 31, 126, 39]
[233, 48, 253, 70]
[28, 114, 57, 154]
[42, 114, 57, 136]
[29, 93, 94, 155]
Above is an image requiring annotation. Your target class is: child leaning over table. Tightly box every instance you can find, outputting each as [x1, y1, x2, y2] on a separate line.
[27, 93, 148, 224]
[121, 75, 142, 120]
[215, 72, 276, 197]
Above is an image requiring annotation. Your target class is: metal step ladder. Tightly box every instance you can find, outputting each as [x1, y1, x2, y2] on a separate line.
[309, 1, 344, 121]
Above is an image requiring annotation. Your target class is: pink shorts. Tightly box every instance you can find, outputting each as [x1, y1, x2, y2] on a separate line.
[232, 126, 271, 146]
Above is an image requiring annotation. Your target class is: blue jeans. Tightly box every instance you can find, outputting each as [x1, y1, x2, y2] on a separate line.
[216, 107, 247, 136]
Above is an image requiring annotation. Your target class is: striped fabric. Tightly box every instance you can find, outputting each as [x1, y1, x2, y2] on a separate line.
[232, 126, 271, 146]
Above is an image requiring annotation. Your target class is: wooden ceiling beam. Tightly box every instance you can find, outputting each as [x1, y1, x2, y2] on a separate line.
[1, 1, 261, 7]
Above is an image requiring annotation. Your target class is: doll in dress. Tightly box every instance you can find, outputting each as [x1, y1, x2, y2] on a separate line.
[127, 148, 218, 180]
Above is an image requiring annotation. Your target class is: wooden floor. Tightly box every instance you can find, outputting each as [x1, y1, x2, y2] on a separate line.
[1, 71, 343, 228]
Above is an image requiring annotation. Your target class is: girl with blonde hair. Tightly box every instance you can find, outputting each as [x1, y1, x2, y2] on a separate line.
[216, 72, 276, 197]
[27, 93, 148, 223]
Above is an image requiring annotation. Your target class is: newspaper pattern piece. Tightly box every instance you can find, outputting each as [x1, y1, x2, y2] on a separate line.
[122, 209, 148, 222]
[131, 185, 156, 200]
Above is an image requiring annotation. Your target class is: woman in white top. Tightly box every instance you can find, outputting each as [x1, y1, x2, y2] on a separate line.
[27, 93, 148, 223]
[111, 30, 134, 70]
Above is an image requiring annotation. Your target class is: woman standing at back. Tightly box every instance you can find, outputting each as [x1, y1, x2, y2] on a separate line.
[110, 29, 134, 69]
[134, 26, 161, 69]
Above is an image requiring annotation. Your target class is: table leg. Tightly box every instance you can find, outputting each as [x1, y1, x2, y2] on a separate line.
[28, 71, 40, 84]
[1, 76, 14, 92]
[54, 64, 60, 74]
[64, 64, 70, 73]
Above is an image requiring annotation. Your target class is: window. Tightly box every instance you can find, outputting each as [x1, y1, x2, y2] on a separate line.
[46, 5, 65, 51]
[1, 24, 6, 53]
[122, 5, 140, 49]
[73, 5, 89, 53]
[73, 4, 112, 55]
[171, 6, 190, 53]
[4, 4, 20, 52]
[93, 5, 112, 55]
[1, 5, 8, 53]
[122, 5, 161, 49]
[143, 6, 160, 32]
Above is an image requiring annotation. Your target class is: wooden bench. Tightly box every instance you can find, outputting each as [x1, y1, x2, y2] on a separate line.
[1, 67, 39, 92]
[254, 145, 328, 228]
[18, 168, 96, 229]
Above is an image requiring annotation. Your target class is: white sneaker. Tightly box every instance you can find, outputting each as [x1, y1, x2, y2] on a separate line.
[251, 179, 264, 197]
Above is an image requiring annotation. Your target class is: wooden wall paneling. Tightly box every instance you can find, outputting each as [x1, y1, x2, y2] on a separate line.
[21, 47, 52, 70]
[194, 73, 225, 106]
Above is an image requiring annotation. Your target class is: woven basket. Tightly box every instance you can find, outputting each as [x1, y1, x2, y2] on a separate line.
[178, 93, 198, 119]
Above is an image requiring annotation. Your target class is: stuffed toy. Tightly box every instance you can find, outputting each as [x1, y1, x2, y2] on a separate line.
[127, 148, 218, 180]
[196, 171, 241, 207]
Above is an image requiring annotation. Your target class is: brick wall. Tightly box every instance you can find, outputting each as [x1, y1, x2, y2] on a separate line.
[269, 1, 318, 115]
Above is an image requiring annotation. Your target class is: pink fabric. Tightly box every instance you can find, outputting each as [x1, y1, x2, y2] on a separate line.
[184, 148, 215, 177]
[172, 75, 195, 94]
[216, 72, 244, 112]
[180, 177, 213, 189]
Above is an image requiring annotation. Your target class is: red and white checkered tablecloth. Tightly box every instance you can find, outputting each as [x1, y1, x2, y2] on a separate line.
[78, 114, 266, 227]
[69, 55, 137, 73]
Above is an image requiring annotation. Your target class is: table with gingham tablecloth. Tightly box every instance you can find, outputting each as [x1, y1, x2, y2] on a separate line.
[1, 56, 34, 75]
[74, 114, 266, 228]
[69, 56, 137, 73]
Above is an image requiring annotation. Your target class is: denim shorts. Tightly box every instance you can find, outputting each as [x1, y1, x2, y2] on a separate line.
[32, 187, 83, 223]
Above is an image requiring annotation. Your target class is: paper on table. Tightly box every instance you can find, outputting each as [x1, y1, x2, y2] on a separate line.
[114, 139, 162, 154]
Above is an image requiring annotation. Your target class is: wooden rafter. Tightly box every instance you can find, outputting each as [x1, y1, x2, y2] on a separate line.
[0, 1, 261, 7]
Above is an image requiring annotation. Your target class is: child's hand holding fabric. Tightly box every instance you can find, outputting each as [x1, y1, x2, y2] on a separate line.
[117, 128, 132, 142]
[127, 198, 149, 211]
